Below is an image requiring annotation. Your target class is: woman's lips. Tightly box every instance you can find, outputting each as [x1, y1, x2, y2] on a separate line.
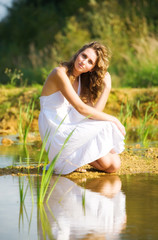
[78, 63, 84, 69]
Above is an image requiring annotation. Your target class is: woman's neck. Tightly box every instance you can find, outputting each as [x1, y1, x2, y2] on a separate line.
[69, 74, 79, 84]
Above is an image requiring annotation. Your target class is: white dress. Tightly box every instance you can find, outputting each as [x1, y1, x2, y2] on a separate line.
[38, 77, 125, 175]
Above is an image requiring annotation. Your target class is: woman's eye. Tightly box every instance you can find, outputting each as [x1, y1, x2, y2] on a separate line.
[88, 60, 93, 65]
[82, 54, 87, 59]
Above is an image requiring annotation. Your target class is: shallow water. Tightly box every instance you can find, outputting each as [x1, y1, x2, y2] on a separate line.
[0, 174, 158, 240]
[0, 175, 38, 240]
[0, 141, 43, 168]
[0, 138, 158, 239]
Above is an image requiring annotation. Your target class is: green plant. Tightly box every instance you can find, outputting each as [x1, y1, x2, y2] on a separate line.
[119, 101, 133, 129]
[119, 101, 133, 143]
[18, 99, 35, 144]
[4, 68, 23, 86]
[137, 101, 156, 146]
[37, 127, 76, 204]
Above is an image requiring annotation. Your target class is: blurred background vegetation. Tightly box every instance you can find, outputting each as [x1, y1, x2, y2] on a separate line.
[0, 0, 157, 88]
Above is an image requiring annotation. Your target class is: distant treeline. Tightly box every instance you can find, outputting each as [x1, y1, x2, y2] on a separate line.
[0, 0, 158, 87]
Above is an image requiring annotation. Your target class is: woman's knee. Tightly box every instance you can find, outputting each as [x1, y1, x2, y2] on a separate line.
[90, 153, 121, 173]
[99, 154, 121, 173]
[107, 154, 121, 173]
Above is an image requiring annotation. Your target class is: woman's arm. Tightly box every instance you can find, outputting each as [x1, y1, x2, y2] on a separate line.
[93, 72, 111, 111]
[53, 68, 125, 136]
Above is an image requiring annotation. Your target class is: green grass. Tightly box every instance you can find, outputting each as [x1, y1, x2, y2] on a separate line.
[118, 99, 157, 145]
[136, 101, 157, 146]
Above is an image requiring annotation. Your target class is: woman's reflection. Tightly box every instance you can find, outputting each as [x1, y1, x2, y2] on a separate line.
[38, 175, 126, 240]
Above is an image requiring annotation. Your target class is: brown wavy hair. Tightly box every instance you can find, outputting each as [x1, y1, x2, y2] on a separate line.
[61, 41, 111, 104]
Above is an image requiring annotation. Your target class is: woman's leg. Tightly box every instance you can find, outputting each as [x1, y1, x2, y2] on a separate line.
[89, 150, 121, 173]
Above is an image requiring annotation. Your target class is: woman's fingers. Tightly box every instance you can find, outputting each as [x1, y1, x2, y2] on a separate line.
[114, 118, 126, 136]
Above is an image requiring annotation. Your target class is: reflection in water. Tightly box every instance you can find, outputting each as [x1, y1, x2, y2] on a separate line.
[38, 176, 126, 240]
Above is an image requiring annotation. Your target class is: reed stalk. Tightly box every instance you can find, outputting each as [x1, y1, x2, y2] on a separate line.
[18, 99, 35, 144]
[119, 101, 133, 143]
[137, 101, 156, 146]
[119, 102, 133, 129]
[38, 127, 76, 204]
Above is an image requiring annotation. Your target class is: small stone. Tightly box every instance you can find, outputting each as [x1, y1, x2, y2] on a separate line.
[135, 144, 141, 149]
[1, 138, 14, 146]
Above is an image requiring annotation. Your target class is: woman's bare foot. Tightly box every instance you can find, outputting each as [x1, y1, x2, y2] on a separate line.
[75, 167, 87, 173]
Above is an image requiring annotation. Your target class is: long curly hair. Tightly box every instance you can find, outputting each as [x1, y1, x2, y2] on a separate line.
[61, 41, 111, 104]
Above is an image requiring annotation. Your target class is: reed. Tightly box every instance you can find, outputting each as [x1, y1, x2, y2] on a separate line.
[37, 127, 75, 204]
[119, 101, 133, 143]
[18, 99, 35, 144]
[119, 101, 133, 130]
[4, 68, 23, 86]
[136, 101, 156, 146]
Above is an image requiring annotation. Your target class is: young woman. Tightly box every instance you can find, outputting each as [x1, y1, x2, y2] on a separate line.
[38, 41, 125, 175]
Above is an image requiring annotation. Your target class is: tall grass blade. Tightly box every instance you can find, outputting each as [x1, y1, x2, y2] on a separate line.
[39, 128, 76, 203]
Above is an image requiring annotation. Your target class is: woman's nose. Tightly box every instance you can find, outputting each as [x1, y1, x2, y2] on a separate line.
[82, 59, 87, 64]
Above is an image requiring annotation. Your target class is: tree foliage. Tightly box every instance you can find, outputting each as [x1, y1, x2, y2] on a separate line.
[0, 0, 157, 87]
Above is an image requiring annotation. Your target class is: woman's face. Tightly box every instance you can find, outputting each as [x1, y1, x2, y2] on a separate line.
[73, 48, 97, 76]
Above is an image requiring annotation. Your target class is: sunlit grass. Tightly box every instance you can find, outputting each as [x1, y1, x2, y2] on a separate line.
[136, 101, 157, 146]
[119, 101, 133, 132]
[118, 99, 157, 146]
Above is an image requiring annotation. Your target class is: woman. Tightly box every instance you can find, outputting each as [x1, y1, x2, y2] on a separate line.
[38, 41, 125, 175]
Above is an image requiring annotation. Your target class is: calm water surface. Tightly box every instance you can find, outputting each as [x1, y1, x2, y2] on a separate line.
[0, 174, 158, 240]
[0, 141, 158, 239]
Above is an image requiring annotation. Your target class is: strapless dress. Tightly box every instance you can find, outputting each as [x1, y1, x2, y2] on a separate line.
[38, 78, 124, 174]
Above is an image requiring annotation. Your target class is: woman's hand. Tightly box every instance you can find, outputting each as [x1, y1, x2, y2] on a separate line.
[113, 117, 126, 136]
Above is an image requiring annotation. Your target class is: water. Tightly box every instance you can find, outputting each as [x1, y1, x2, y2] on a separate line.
[0, 141, 43, 168]
[0, 175, 38, 240]
[0, 174, 158, 240]
[0, 141, 158, 239]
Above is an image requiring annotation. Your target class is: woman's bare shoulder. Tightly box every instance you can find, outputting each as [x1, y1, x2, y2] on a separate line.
[49, 66, 67, 79]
